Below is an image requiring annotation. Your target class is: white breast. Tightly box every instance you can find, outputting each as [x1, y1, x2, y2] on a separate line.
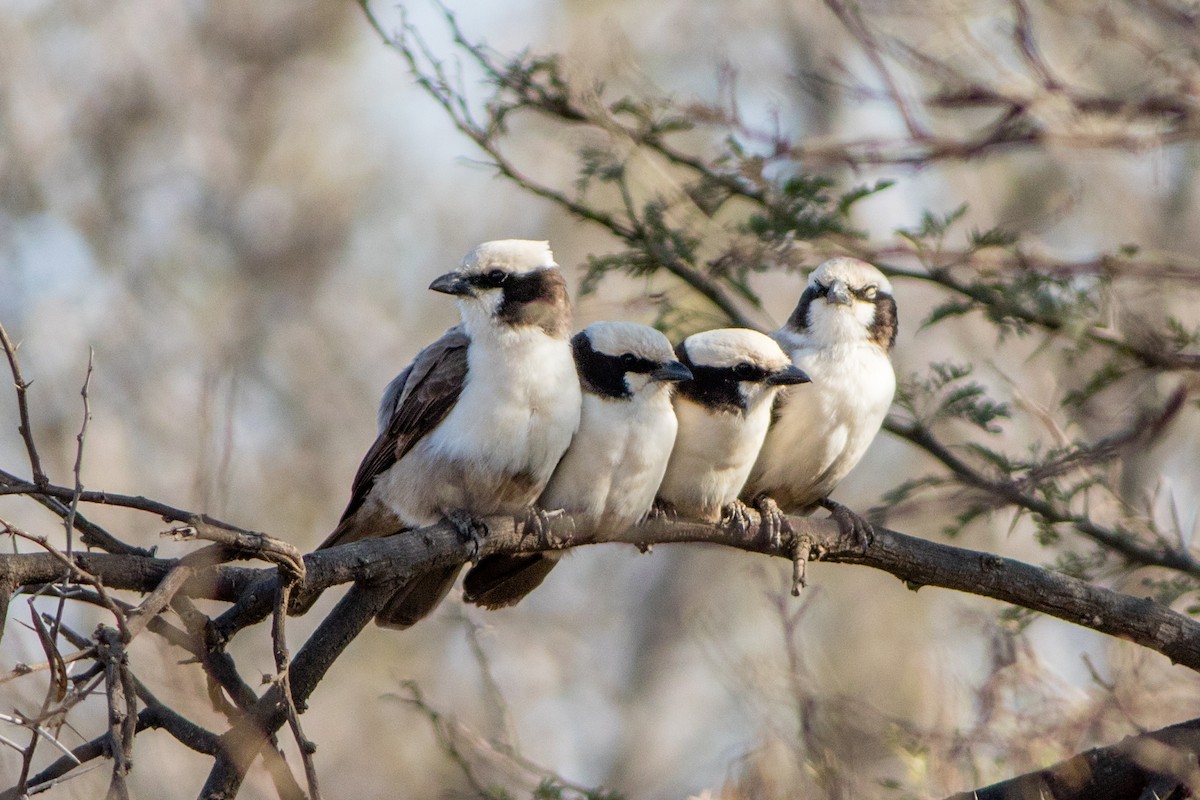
[375, 327, 581, 526]
[658, 395, 773, 522]
[748, 336, 894, 509]
[541, 387, 678, 534]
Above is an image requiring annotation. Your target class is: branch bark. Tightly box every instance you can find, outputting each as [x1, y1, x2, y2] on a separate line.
[945, 715, 1200, 799]
[7, 513, 1200, 670]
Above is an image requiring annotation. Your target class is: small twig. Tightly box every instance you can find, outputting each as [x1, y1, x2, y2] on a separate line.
[0, 712, 81, 767]
[164, 524, 305, 582]
[0, 474, 263, 540]
[27, 604, 67, 702]
[271, 581, 320, 800]
[124, 544, 228, 642]
[0, 645, 97, 688]
[64, 348, 93, 558]
[458, 610, 520, 755]
[0, 323, 48, 487]
[822, 0, 927, 139]
[167, 594, 308, 800]
[1, 518, 129, 639]
[95, 626, 137, 800]
[399, 680, 494, 797]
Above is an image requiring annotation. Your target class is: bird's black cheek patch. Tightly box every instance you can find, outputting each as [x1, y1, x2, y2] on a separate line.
[496, 268, 571, 337]
[573, 333, 633, 399]
[869, 294, 898, 351]
[675, 349, 747, 413]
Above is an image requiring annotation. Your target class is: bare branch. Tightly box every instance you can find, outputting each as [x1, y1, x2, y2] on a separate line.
[271, 582, 320, 800]
[945, 716, 1200, 800]
[0, 468, 153, 556]
[95, 626, 136, 800]
[0, 323, 48, 487]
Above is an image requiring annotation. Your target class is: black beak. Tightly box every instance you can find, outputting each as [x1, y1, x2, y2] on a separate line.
[767, 364, 811, 386]
[429, 272, 473, 296]
[650, 360, 693, 383]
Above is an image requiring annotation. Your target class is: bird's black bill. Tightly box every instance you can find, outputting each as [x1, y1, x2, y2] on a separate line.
[429, 272, 473, 296]
[767, 364, 811, 385]
[651, 360, 693, 383]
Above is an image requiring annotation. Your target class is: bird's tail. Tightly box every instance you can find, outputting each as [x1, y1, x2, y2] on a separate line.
[462, 553, 559, 609]
[374, 564, 464, 628]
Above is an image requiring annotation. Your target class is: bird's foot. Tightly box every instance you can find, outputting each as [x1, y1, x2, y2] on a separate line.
[819, 497, 873, 551]
[720, 499, 755, 538]
[446, 509, 489, 564]
[647, 498, 677, 521]
[752, 494, 793, 551]
[522, 506, 568, 550]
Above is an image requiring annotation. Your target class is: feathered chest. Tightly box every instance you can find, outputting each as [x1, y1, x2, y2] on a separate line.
[429, 330, 581, 469]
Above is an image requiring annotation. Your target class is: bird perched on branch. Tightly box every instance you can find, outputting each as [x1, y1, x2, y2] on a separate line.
[463, 321, 692, 609]
[656, 328, 810, 525]
[310, 239, 581, 628]
[746, 256, 898, 547]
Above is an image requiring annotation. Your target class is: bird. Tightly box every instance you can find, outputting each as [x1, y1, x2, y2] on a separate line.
[463, 321, 692, 609]
[745, 256, 898, 547]
[309, 239, 582, 628]
[656, 328, 810, 524]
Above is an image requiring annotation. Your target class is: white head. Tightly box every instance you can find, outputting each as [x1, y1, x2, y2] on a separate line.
[429, 239, 571, 338]
[573, 321, 692, 400]
[675, 328, 810, 415]
[785, 257, 897, 351]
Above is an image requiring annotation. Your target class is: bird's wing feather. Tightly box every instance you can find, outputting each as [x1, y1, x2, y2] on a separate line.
[336, 325, 471, 529]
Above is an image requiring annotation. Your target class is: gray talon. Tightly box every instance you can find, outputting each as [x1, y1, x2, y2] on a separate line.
[523, 506, 566, 549]
[820, 498, 873, 551]
[447, 509, 489, 564]
[753, 494, 792, 551]
[649, 498, 677, 521]
[720, 499, 755, 537]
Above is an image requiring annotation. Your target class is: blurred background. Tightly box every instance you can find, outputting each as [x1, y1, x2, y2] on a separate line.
[3, 0, 1200, 797]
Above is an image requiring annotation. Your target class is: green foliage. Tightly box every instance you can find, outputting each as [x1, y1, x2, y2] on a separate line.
[1139, 574, 1200, 608]
[1051, 548, 1106, 581]
[530, 780, 625, 800]
[896, 362, 1010, 433]
[897, 204, 968, 247]
[968, 226, 1020, 249]
[744, 175, 891, 242]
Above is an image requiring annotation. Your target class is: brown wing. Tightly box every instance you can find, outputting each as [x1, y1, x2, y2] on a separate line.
[320, 326, 470, 547]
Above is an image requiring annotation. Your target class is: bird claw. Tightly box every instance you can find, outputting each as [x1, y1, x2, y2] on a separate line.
[522, 506, 567, 549]
[648, 498, 677, 521]
[720, 499, 755, 538]
[820, 498, 873, 551]
[446, 509, 489, 564]
[788, 532, 813, 596]
[752, 494, 793, 551]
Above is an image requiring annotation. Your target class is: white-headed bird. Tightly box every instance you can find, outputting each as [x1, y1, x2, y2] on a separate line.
[657, 328, 810, 524]
[463, 321, 691, 608]
[746, 256, 898, 547]
[316, 239, 582, 628]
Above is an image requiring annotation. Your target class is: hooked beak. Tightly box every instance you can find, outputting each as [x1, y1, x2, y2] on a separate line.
[429, 272, 473, 296]
[650, 360, 693, 383]
[767, 364, 811, 386]
[825, 279, 853, 307]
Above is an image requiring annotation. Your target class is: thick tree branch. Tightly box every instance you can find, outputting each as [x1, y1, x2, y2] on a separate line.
[946, 715, 1200, 800]
[7, 513, 1200, 671]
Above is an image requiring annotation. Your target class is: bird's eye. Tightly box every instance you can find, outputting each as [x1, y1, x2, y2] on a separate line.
[733, 362, 756, 379]
[486, 269, 508, 285]
[861, 285, 878, 300]
[620, 353, 638, 367]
